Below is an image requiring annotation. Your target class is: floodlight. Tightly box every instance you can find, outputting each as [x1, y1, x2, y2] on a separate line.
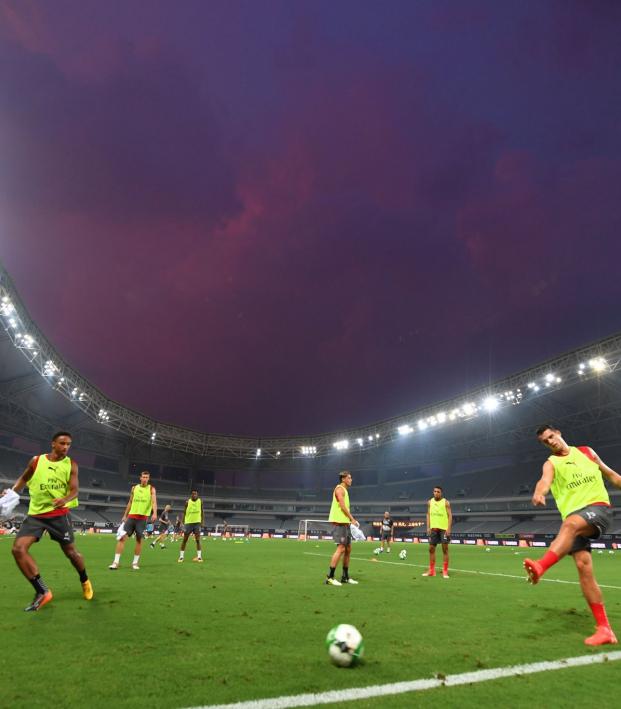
[333, 439, 349, 450]
[417, 420, 427, 430]
[356, 438, 363, 446]
[256, 448, 261, 457]
[483, 396, 499, 412]
[589, 357, 607, 373]
[398, 424, 413, 435]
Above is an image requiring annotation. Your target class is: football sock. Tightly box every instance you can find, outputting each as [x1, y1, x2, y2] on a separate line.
[589, 602, 610, 628]
[328, 566, 335, 579]
[179, 551, 185, 560]
[342, 566, 349, 579]
[113, 553, 121, 564]
[443, 560, 448, 573]
[30, 574, 48, 595]
[133, 555, 140, 565]
[538, 550, 560, 574]
[197, 551, 202, 559]
[78, 568, 88, 583]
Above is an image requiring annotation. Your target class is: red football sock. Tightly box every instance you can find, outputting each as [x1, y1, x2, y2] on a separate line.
[589, 602, 610, 628]
[538, 550, 560, 574]
[443, 560, 448, 573]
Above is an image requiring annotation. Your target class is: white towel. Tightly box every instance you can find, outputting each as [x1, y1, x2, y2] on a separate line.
[350, 523, 366, 542]
[0, 489, 20, 520]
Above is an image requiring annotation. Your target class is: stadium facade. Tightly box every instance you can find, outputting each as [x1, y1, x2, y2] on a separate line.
[1, 260, 621, 541]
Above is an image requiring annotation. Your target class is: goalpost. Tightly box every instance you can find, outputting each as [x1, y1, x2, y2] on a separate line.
[297, 519, 334, 541]
[214, 523, 249, 538]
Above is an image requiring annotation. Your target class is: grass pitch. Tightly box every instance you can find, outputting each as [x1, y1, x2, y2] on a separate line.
[0, 536, 619, 708]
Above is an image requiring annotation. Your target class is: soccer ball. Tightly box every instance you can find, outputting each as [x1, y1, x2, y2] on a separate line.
[399, 549, 407, 560]
[373, 547, 382, 555]
[326, 624, 364, 667]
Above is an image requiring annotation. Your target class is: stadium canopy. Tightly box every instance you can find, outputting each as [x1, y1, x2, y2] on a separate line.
[2, 259, 621, 461]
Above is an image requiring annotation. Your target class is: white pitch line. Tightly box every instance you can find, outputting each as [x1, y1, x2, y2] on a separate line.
[187, 650, 621, 709]
[303, 552, 621, 591]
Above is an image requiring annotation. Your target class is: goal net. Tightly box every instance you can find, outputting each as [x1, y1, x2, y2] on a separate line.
[214, 524, 249, 537]
[297, 519, 334, 541]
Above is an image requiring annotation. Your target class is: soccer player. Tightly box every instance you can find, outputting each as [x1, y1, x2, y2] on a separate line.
[325, 471, 359, 586]
[178, 489, 204, 563]
[2, 431, 93, 611]
[423, 486, 452, 579]
[150, 504, 172, 550]
[523, 424, 621, 646]
[173, 515, 183, 542]
[109, 471, 157, 570]
[379, 511, 393, 553]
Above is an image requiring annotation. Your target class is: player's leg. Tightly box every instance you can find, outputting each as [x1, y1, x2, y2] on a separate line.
[423, 541, 437, 576]
[132, 532, 144, 570]
[524, 513, 596, 584]
[12, 527, 53, 611]
[60, 542, 94, 599]
[573, 549, 617, 645]
[341, 542, 358, 583]
[441, 541, 450, 578]
[110, 530, 129, 569]
[192, 530, 203, 562]
[327, 543, 345, 585]
[178, 531, 191, 561]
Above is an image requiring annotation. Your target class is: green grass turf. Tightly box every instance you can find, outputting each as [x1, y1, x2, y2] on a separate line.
[0, 536, 620, 708]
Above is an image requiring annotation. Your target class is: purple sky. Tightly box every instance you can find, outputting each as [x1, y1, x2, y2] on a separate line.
[2, 1, 621, 436]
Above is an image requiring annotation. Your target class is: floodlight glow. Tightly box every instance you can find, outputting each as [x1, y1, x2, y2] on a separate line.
[418, 419, 428, 430]
[276, 451, 281, 456]
[256, 448, 261, 457]
[462, 402, 476, 416]
[301, 445, 317, 456]
[398, 424, 413, 435]
[545, 373, 555, 383]
[437, 412, 447, 423]
[375, 433, 380, 439]
[368, 435, 374, 441]
[356, 437, 363, 446]
[333, 439, 349, 450]
[589, 357, 607, 373]
[483, 396, 499, 412]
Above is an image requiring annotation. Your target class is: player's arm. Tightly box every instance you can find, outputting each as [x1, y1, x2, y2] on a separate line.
[589, 448, 621, 489]
[532, 461, 555, 506]
[150, 486, 158, 522]
[52, 459, 79, 508]
[445, 500, 452, 536]
[7, 457, 37, 494]
[426, 501, 430, 534]
[201, 500, 204, 527]
[122, 488, 134, 521]
[335, 486, 357, 526]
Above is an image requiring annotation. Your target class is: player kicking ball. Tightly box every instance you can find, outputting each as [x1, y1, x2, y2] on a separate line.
[524, 424, 621, 646]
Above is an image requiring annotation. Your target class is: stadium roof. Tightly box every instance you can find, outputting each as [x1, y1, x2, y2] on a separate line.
[2, 259, 621, 461]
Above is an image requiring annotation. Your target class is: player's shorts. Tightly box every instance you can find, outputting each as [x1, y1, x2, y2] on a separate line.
[568, 504, 613, 555]
[17, 514, 74, 546]
[380, 530, 392, 541]
[332, 524, 352, 546]
[157, 522, 169, 534]
[184, 523, 201, 535]
[429, 528, 450, 545]
[124, 517, 147, 540]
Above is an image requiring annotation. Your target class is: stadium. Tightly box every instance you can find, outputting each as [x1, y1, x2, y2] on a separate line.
[2, 257, 621, 706]
[2, 3, 621, 707]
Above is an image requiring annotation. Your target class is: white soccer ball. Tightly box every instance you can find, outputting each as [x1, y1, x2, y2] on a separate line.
[326, 624, 364, 667]
[399, 549, 407, 560]
[373, 547, 382, 555]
